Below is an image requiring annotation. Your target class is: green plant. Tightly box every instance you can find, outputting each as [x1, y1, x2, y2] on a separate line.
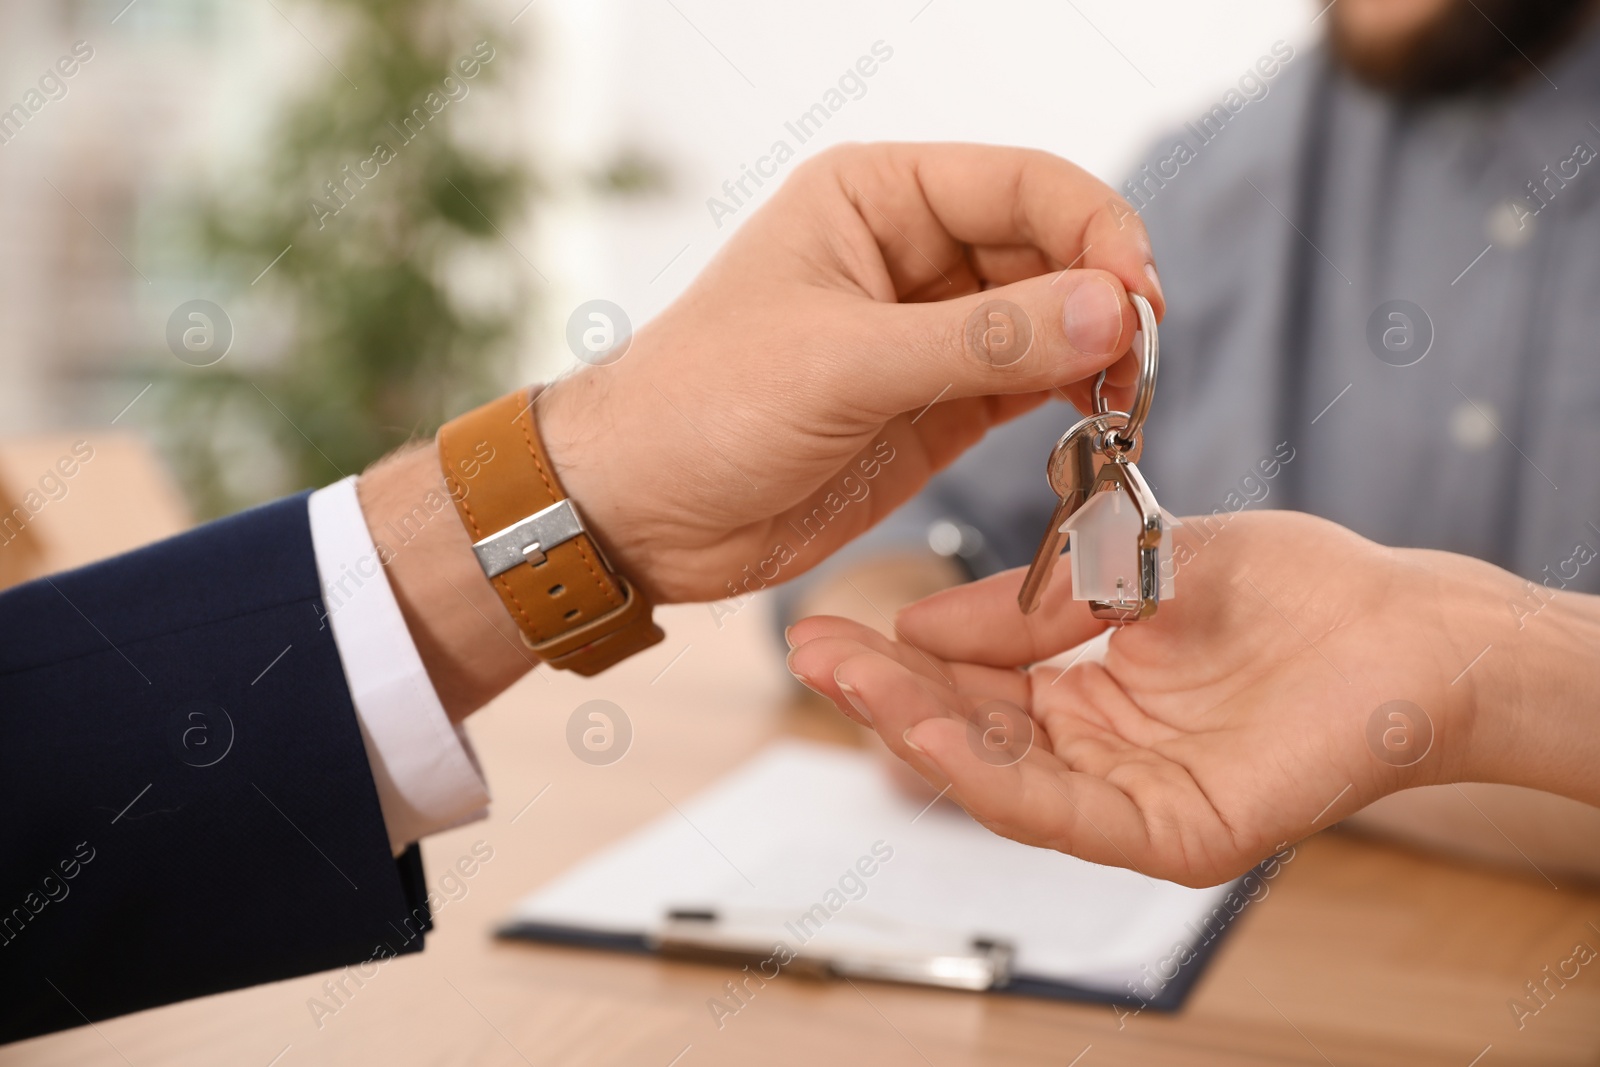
[161, 0, 534, 516]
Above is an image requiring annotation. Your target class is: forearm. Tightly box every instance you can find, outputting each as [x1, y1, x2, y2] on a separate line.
[357, 439, 537, 723]
[1439, 549, 1600, 807]
[1346, 784, 1600, 883]
[1491, 587, 1600, 806]
[0, 494, 428, 1040]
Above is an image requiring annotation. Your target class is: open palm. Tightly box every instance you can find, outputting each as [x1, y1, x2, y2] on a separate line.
[787, 511, 1492, 887]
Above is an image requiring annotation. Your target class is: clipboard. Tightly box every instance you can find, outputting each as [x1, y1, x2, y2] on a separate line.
[498, 741, 1264, 1011]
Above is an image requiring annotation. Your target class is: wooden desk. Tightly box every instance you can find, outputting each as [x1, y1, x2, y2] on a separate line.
[5, 445, 1600, 1067]
[0, 434, 190, 589]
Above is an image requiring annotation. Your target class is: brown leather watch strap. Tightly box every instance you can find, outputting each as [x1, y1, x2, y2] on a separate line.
[436, 386, 663, 676]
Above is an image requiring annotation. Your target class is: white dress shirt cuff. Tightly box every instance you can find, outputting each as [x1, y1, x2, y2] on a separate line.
[307, 476, 490, 855]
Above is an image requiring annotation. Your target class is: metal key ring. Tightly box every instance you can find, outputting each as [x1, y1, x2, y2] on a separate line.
[1090, 293, 1159, 441]
[1125, 292, 1159, 438]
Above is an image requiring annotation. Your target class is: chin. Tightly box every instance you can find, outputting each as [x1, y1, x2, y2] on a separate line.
[1330, 0, 1598, 99]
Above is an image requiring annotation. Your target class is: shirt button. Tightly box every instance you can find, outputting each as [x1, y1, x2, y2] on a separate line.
[1486, 199, 1534, 248]
[1449, 400, 1500, 451]
[928, 519, 984, 559]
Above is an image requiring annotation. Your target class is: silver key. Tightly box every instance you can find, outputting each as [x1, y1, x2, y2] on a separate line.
[1017, 412, 1111, 613]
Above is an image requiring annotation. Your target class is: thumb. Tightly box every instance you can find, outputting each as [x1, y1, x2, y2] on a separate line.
[858, 268, 1139, 414]
[895, 564, 1106, 668]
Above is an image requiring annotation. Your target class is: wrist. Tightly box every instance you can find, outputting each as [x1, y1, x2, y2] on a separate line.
[1428, 549, 1600, 806]
[357, 441, 535, 722]
[535, 371, 662, 598]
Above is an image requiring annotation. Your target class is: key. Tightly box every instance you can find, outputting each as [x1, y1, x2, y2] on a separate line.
[1017, 413, 1105, 614]
[1017, 496, 1077, 615]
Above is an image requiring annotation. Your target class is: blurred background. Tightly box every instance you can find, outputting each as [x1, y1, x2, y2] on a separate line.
[0, 0, 1314, 519]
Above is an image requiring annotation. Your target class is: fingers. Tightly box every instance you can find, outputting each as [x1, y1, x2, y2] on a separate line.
[892, 390, 1050, 474]
[824, 143, 1164, 316]
[843, 267, 1139, 415]
[821, 642, 1036, 787]
[786, 626, 943, 721]
[794, 609, 1245, 884]
[821, 646, 1169, 877]
[895, 565, 1107, 668]
[895, 717, 1173, 876]
[964, 244, 1058, 287]
[786, 615, 1030, 719]
[792, 143, 1164, 420]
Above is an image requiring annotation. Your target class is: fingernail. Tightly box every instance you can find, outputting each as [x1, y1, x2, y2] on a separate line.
[1061, 275, 1123, 357]
[1144, 262, 1164, 306]
[834, 672, 873, 725]
[783, 625, 797, 649]
[786, 648, 821, 694]
[902, 728, 926, 754]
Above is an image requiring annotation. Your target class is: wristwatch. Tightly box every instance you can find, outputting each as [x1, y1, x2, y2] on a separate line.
[435, 385, 663, 675]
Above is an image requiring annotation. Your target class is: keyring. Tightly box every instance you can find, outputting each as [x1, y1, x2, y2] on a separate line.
[1090, 292, 1159, 449]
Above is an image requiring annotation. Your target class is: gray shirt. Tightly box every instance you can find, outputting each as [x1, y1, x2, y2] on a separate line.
[794, 27, 1600, 606]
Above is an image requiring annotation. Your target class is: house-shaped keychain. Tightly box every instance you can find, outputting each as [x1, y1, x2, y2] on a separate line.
[1060, 466, 1180, 618]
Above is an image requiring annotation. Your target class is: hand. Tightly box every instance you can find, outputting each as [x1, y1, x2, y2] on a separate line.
[537, 143, 1164, 603]
[786, 511, 1600, 887]
[362, 142, 1159, 717]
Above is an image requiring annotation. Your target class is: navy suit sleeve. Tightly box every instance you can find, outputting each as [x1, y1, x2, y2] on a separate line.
[0, 492, 433, 1043]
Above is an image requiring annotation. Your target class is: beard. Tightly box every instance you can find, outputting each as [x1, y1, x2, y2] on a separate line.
[1330, 0, 1599, 99]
